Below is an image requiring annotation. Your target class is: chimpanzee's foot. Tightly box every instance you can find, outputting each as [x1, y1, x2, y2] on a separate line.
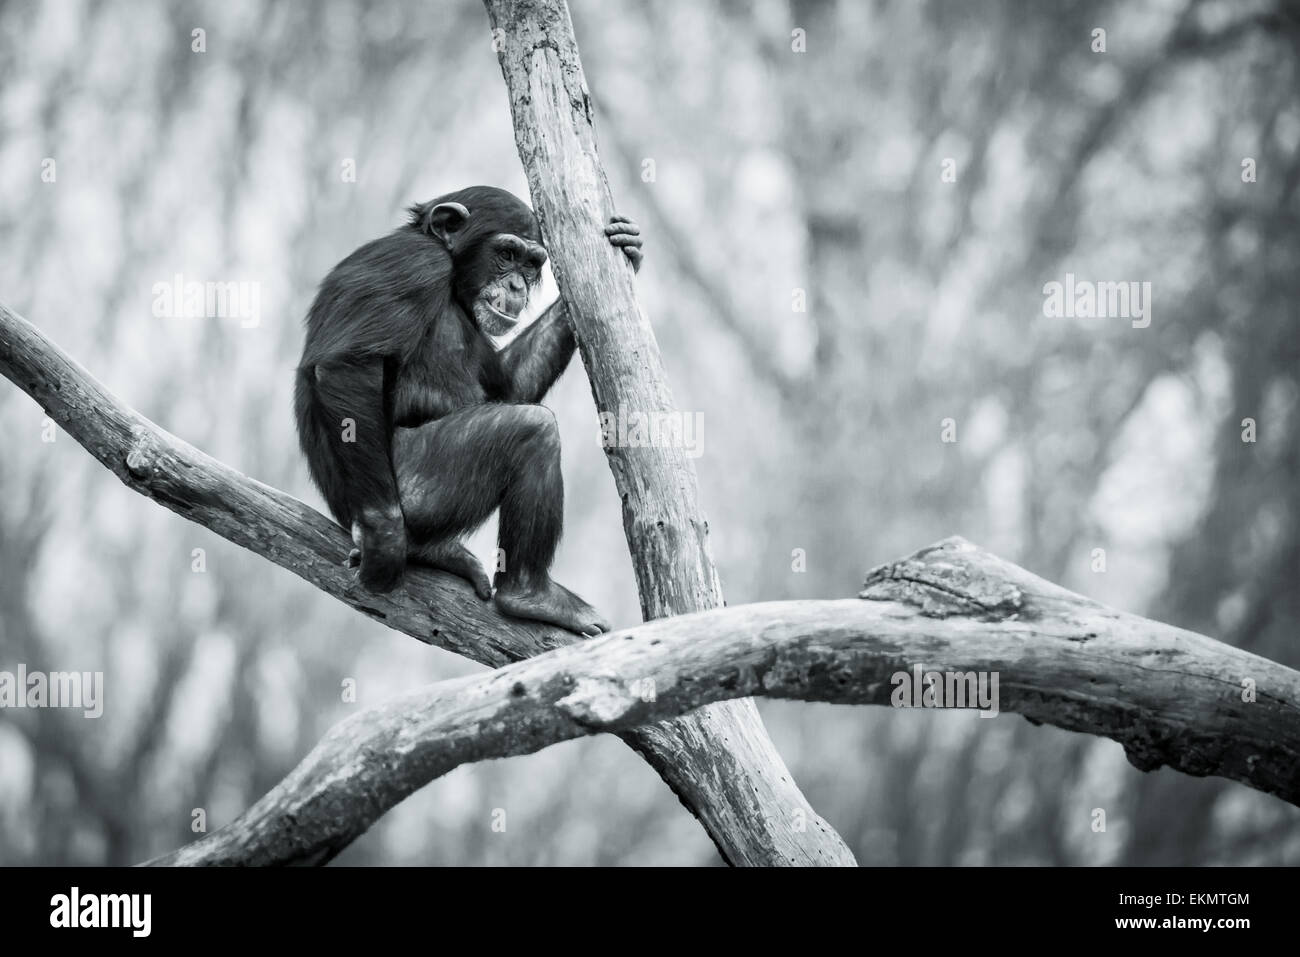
[351, 507, 407, 592]
[494, 575, 611, 637]
[409, 540, 493, 600]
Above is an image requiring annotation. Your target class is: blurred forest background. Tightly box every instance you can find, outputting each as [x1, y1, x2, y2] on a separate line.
[1, 0, 1297, 865]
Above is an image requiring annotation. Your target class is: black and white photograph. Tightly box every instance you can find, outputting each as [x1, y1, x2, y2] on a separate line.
[0, 0, 1296, 925]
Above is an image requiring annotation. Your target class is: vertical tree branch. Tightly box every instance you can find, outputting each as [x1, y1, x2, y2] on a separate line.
[483, 0, 856, 865]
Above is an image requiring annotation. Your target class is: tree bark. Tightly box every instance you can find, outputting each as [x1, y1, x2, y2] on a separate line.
[482, 0, 856, 867]
[0, 297, 846, 864]
[1, 302, 845, 864]
[6, 303, 1295, 866]
[0, 301, 572, 665]
[148, 536, 1300, 865]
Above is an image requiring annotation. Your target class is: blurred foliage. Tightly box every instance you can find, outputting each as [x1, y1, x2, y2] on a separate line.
[0, 0, 1296, 865]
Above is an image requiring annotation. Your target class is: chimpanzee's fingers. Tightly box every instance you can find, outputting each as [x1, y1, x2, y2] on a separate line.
[605, 219, 640, 235]
[607, 233, 643, 247]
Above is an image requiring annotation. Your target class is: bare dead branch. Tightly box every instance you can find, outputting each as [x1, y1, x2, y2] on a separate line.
[147, 537, 1300, 865]
[483, 0, 856, 867]
[0, 301, 578, 665]
[0, 301, 846, 865]
[6, 302, 1296, 866]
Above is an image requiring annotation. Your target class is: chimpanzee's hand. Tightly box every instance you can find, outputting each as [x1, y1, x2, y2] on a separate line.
[350, 506, 407, 592]
[605, 215, 643, 273]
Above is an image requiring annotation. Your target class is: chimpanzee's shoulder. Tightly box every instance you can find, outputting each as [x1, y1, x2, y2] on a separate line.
[322, 229, 448, 299]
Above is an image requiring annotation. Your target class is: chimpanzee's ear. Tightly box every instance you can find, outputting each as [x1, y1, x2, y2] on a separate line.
[423, 202, 470, 245]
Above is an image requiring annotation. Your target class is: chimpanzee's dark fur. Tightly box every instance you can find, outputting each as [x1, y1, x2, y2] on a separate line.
[294, 186, 641, 636]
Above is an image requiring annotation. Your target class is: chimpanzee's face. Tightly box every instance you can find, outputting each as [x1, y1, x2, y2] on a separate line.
[416, 189, 547, 336]
[466, 232, 548, 336]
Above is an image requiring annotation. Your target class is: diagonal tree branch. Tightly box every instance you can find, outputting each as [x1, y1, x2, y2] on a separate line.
[0, 300, 837, 864]
[7, 302, 1296, 866]
[147, 537, 1300, 865]
[0, 301, 576, 666]
[484, 0, 856, 867]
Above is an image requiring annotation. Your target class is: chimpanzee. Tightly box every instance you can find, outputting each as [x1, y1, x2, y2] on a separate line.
[294, 186, 642, 637]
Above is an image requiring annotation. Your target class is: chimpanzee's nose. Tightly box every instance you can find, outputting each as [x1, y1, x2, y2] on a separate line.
[506, 274, 526, 295]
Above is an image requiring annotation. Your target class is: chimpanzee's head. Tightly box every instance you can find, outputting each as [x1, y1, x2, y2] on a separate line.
[411, 186, 547, 336]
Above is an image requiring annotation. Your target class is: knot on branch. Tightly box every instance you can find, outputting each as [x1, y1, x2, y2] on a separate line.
[125, 430, 159, 481]
[859, 536, 1023, 620]
[555, 674, 643, 729]
[123, 428, 206, 513]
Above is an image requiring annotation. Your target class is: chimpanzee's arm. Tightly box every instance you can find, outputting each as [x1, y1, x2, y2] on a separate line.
[498, 300, 577, 404]
[497, 215, 642, 404]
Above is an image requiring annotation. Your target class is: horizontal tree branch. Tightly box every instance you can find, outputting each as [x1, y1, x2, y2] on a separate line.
[1, 300, 853, 865]
[147, 536, 1300, 865]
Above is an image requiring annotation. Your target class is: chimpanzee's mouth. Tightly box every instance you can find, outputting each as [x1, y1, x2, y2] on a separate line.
[484, 301, 519, 323]
[475, 298, 521, 335]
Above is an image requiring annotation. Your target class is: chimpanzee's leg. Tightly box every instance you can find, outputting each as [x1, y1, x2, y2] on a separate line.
[391, 404, 610, 636]
[345, 537, 491, 598]
[301, 360, 406, 592]
[409, 540, 493, 600]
